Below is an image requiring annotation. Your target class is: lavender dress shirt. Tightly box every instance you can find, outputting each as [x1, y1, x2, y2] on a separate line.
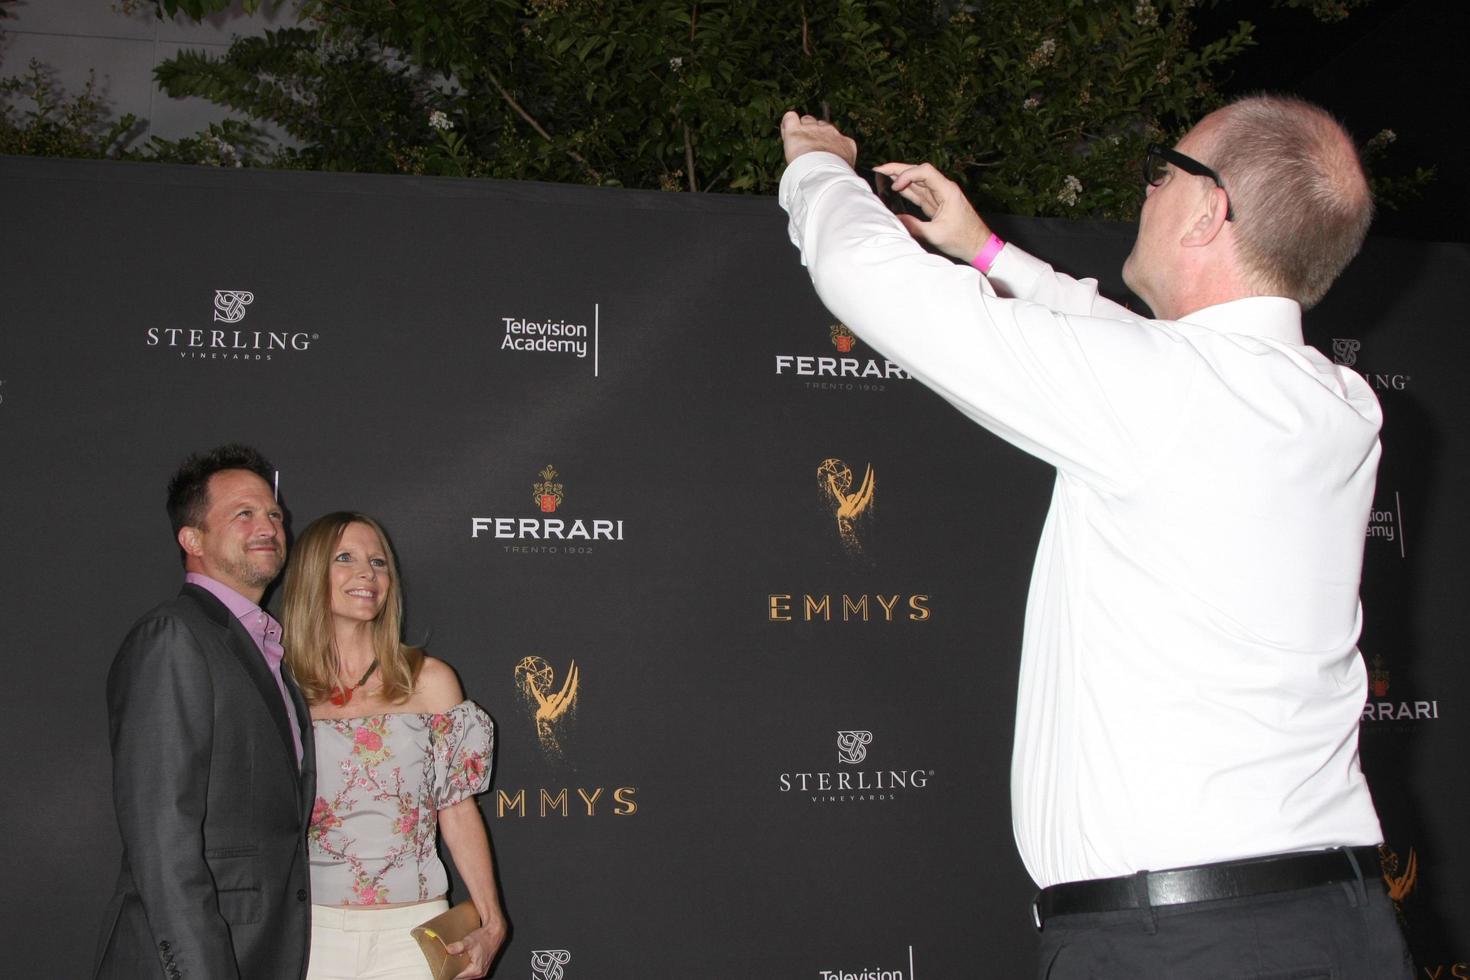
[185, 572, 303, 765]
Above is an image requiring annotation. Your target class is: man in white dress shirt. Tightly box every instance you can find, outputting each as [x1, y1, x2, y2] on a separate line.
[779, 96, 1412, 977]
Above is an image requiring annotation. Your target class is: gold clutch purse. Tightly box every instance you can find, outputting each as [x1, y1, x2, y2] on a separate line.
[409, 901, 480, 980]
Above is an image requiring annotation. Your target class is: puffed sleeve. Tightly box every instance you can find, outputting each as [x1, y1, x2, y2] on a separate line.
[427, 701, 494, 809]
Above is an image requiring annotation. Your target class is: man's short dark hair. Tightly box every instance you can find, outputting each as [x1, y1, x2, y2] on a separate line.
[166, 444, 275, 538]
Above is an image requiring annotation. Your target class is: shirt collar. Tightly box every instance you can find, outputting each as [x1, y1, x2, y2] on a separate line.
[1170, 293, 1311, 346]
[185, 572, 279, 636]
[1175, 295, 1304, 346]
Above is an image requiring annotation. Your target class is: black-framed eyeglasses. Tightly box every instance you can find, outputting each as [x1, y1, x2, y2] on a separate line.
[1143, 144, 1235, 221]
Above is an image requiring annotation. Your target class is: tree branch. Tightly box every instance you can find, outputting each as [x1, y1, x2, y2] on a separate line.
[486, 71, 602, 182]
[683, 122, 697, 192]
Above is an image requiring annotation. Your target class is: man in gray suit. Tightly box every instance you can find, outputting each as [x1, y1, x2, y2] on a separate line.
[94, 445, 314, 980]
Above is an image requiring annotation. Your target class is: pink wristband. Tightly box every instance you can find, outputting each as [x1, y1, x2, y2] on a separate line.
[970, 234, 1005, 274]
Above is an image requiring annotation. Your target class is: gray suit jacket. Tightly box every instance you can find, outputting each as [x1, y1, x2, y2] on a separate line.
[93, 584, 316, 980]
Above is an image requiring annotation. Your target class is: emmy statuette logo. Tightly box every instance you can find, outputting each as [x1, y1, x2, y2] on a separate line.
[837, 731, 874, 765]
[531, 949, 571, 980]
[818, 458, 875, 554]
[533, 465, 564, 513]
[213, 289, 255, 324]
[1380, 844, 1417, 903]
[515, 656, 579, 755]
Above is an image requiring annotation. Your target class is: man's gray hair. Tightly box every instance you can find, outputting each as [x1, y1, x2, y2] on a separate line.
[1208, 95, 1374, 310]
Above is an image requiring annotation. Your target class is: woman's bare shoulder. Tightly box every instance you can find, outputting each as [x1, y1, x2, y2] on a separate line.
[412, 654, 466, 713]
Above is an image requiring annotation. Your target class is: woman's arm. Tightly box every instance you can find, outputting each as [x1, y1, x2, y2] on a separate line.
[439, 798, 508, 979]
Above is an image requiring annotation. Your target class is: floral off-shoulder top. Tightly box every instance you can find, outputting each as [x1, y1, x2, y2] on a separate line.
[308, 700, 493, 906]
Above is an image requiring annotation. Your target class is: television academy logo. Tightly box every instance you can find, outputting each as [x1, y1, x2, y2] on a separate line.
[775, 322, 911, 392]
[471, 464, 626, 555]
[779, 731, 935, 803]
[500, 305, 600, 377]
[1360, 651, 1441, 724]
[515, 656, 578, 757]
[1331, 337, 1411, 392]
[819, 457, 875, 555]
[530, 949, 571, 980]
[146, 289, 319, 362]
[1366, 491, 1406, 559]
[818, 945, 916, 979]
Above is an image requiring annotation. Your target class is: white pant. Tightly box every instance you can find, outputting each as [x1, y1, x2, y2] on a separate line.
[307, 900, 449, 980]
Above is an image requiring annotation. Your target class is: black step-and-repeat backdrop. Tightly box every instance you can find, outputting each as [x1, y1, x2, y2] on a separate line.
[1, 155, 1466, 979]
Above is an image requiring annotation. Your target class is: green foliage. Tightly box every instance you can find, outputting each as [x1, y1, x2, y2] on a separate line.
[138, 0, 1267, 217]
[1361, 126, 1436, 214]
[4, 0, 1431, 218]
[0, 60, 138, 158]
[149, 0, 275, 18]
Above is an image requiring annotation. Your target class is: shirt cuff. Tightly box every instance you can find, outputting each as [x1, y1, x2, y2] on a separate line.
[984, 241, 1048, 299]
[778, 151, 858, 208]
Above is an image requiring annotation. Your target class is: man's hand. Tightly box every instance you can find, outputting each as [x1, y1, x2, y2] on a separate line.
[873, 161, 992, 264]
[780, 111, 857, 167]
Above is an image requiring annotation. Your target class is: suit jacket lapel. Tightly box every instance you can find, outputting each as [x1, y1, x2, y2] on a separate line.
[284, 664, 317, 824]
[181, 585, 300, 776]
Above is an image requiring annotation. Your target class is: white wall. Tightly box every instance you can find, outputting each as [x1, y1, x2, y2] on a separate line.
[2, 0, 290, 143]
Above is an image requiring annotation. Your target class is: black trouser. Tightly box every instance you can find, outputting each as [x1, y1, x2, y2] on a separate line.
[1037, 875, 1413, 979]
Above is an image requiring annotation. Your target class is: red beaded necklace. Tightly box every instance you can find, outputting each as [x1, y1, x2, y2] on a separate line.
[327, 661, 379, 707]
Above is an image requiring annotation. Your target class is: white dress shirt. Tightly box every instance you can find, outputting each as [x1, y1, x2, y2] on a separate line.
[781, 152, 1385, 888]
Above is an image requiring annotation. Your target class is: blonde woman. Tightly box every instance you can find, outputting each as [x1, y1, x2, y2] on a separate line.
[282, 512, 506, 979]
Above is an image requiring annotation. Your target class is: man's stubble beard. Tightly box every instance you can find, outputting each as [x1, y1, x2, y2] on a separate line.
[225, 548, 285, 591]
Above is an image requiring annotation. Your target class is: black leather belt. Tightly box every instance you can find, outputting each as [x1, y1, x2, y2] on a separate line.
[1032, 846, 1380, 929]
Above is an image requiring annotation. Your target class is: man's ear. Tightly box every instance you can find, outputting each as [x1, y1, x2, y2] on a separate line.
[1181, 185, 1230, 248]
[178, 525, 203, 558]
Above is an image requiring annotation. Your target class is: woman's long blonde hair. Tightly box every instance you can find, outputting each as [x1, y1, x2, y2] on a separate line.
[281, 511, 422, 705]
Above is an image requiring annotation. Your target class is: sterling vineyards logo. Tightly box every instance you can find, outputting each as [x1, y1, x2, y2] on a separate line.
[1331, 337, 1411, 392]
[213, 289, 254, 322]
[836, 730, 873, 765]
[471, 464, 626, 556]
[146, 289, 319, 363]
[500, 305, 600, 377]
[530, 949, 572, 980]
[775, 322, 910, 393]
[779, 731, 935, 804]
